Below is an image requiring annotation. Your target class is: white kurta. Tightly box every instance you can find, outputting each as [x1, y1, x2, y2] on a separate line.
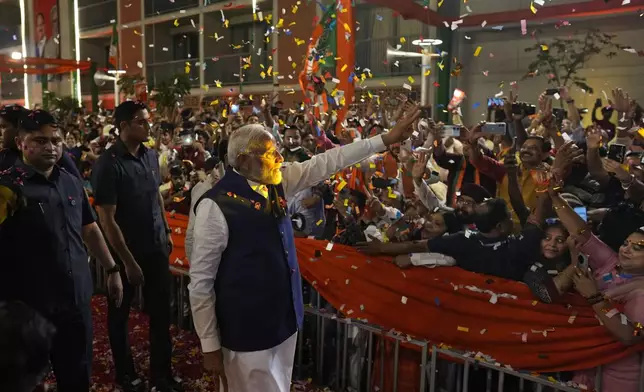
[188, 135, 387, 392]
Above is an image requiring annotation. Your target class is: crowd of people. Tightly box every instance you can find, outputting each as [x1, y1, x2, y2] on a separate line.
[1, 84, 644, 392]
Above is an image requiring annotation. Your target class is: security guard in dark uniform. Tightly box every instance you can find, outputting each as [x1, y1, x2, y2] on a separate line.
[0, 104, 81, 176]
[0, 110, 123, 392]
[92, 101, 181, 392]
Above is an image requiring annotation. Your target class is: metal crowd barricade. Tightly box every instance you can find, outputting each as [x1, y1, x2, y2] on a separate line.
[90, 259, 644, 392]
[295, 291, 622, 392]
[169, 265, 190, 330]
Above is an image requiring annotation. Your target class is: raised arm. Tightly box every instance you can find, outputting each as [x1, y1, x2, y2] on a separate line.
[355, 238, 428, 256]
[409, 150, 450, 211]
[560, 88, 581, 128]
[283, 106, 421, 198]
[585, 128, 610, 188]
[463, 123, 507, 183]
[504, 145, 529, 226]
[549, 188, 591, 243]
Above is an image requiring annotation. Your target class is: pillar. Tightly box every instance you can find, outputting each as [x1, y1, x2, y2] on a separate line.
[435, 0, 458, 123]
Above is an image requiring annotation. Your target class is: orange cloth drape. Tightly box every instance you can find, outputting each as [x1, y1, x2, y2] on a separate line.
[295, 238, 644, 372]
[167, 212, 189, 269]
[160, 212, 644, 372]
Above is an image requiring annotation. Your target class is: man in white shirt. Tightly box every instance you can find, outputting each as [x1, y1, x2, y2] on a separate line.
[188, 105, 421, 392]
[185, 158, 221, 261]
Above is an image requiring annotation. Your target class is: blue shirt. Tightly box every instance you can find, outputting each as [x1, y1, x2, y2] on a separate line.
[0, 161, 95, 311]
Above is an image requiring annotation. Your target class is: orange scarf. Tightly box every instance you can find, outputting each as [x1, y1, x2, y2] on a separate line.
[452, 157, 480, 207]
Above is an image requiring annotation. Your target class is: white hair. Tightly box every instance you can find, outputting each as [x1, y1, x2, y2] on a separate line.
[227, 124, 274, 168]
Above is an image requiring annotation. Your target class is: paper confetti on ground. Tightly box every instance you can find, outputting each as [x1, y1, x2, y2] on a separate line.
[43, 296, 229, 391]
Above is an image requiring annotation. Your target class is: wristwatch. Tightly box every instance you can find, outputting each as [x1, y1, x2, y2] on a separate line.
[106, 265, 121, 275]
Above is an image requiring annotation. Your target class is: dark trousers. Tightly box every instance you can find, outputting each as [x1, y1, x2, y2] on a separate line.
[107, 250, 172, 384]
[47, 304, 93, 392]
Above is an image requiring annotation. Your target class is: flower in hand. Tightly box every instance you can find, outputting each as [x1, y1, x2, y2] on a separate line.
[537, 93, 554, 123]
[572, 267, 599, 299]
[531, 168, 553, 193]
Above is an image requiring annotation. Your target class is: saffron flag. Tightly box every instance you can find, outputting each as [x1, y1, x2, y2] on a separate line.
[108, 23, 118, 68]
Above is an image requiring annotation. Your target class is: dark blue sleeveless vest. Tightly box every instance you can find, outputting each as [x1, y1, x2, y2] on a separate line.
[196, 170, 304, 352]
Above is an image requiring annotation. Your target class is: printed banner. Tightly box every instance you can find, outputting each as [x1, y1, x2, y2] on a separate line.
[33, 0, 61, 82]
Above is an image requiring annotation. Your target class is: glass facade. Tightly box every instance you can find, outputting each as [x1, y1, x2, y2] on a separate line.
[80, 38, 113, 95]
[89, 1, 424, 83]
[0, 0, 23, 100]
[145, 16, 202, 87]
[144, 0, 199, 17]
[78, 0, 116, 30]
[0, 0, 430, 102]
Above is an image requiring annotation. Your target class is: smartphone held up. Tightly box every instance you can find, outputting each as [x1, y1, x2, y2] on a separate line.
[481, 122, 507, 135]
[607, 144, 626, 164]
[443, 125, 461, 137]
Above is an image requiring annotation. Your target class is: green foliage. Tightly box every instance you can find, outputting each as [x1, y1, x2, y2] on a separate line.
[150, 73, 191, 120]
[523, 29, 623, 94]
[117, 73, 146, 98]
[42, 91, 82, 124]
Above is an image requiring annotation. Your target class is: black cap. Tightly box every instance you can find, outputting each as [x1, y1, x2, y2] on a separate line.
[0, 105, 29, 129]
[17, 110, 58, 133]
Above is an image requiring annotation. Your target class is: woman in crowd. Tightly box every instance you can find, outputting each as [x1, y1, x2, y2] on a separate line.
[6, 85, 644, 392]
[549, 182, 644, 391]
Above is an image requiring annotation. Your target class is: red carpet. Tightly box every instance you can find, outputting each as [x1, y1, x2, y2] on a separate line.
[45, 296, 321, 391]
[45, 296, 216, 391]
